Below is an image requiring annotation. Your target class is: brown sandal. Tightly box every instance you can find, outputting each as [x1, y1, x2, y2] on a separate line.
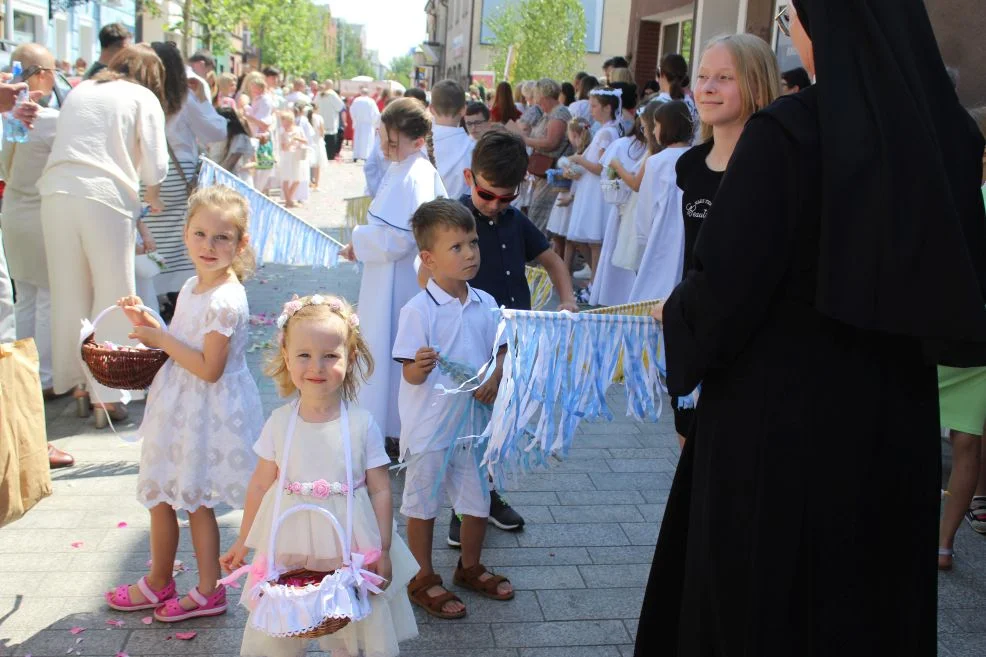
[407, 573, 467, 619]
[453, 560, 514, 601]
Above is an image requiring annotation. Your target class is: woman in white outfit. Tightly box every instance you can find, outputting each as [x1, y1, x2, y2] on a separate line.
[143, 42, 227, 298]
[38, 45, 169, 426]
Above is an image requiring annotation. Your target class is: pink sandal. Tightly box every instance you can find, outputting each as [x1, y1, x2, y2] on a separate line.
[153, 585, 227, 622]
[106, 576, 177, 611]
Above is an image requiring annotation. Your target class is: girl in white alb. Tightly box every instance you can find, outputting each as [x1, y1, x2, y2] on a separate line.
[564, 87, 624, 288]
[341, 98, 446, 439]
[590, 113, 650, 306]
[107, 186, 264, 623]
[221, 294, 418, 657]
[629, 100, 694, 303]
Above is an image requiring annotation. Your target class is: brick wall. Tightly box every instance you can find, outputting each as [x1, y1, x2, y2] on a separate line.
[633, 21, 663, 86]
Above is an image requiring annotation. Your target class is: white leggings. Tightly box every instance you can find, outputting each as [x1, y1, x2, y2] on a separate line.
[41, 194, 136, 400]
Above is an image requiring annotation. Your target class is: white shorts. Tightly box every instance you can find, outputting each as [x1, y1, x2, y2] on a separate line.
[400, 444, 489, 520]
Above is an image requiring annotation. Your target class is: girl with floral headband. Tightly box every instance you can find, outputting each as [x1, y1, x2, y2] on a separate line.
[221, 294, 418, 657]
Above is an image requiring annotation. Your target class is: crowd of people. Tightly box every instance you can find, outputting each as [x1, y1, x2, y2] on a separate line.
[1, 0, 985, 655]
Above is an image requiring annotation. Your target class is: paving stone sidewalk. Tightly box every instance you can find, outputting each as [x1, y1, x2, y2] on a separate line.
[1, 153, 983, 657]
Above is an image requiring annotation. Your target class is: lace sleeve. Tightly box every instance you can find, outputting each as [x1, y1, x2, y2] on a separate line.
[201, 284, 246, 338]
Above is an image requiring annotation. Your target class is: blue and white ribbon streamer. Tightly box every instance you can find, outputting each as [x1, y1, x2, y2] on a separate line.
[197, 157, 343, 269]
[471, 309, 665, 488]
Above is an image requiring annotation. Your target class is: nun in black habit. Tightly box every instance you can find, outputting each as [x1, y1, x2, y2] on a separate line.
[635, 1, 986, 656]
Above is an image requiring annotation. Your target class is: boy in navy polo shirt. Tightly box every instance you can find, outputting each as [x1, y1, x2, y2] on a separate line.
[421, 128, 578, 546]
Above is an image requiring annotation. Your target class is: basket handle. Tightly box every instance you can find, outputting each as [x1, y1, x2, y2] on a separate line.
[87, 304, 168, 340]
[266, 503, 348, 576]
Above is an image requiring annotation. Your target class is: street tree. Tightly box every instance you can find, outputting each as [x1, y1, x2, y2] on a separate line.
[387, 54, 414, 88]
[485, 0, 586, 84]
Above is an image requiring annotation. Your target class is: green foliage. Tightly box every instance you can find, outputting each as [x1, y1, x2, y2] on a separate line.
[248, 0, 322, 76]
[181, 0, 252, 56]
[486, 0, 586, 84]
[387, 54, 414, 88]
[331, 20, 374, 80]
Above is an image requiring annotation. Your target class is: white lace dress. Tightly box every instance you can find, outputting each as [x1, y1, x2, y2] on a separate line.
[135, 277, 263, 511]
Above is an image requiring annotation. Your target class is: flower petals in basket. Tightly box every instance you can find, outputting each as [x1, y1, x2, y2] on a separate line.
[79, 305, 169, 390]
[249, 565, 372, 639]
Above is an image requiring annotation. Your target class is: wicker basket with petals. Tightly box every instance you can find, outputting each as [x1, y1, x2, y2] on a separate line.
[80, 305, 168, 390]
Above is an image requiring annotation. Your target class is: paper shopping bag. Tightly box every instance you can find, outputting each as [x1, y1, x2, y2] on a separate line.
[0, 338, 52, 528]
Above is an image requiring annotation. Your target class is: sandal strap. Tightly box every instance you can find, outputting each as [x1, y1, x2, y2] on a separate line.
[420, 589, 461, 611]
[458, 562, 509, 594]
[408, 573, 442, 596]
[938, 548, 954, 557]
[136, 576, 160, 604]
[187, 587, 209, 607]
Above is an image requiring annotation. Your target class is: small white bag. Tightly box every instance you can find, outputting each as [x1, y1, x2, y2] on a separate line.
[611, 191, 643, 271]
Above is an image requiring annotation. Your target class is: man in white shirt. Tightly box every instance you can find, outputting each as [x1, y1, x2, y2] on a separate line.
[429, 80, 474, 200]
[349, 87, 380, 162]
[284, 77, 310, 106]
[317, 80, 345, 160]
[0, 43, 73, 468]
[188, 50, 215, 81]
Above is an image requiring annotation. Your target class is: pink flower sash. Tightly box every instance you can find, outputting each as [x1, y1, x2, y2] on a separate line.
[283, 478, 366, 499]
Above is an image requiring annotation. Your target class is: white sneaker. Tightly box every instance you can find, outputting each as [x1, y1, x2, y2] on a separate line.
[573, 265, 592, 280]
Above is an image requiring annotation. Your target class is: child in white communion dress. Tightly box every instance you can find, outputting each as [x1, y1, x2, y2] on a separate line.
[221, 294, 418, 657]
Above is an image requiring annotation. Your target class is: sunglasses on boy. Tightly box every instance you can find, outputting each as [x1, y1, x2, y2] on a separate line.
[467, 170, 519, 203]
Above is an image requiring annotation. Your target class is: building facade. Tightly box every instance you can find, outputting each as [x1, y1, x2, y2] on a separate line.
[626, 0, 985, 109]
[427, 0, 633, 91]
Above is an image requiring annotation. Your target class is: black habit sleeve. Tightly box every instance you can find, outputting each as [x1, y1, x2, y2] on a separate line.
[663, 115, 801, 397]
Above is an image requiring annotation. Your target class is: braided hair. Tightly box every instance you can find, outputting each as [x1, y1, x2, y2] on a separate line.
[380, 97, 435, 166]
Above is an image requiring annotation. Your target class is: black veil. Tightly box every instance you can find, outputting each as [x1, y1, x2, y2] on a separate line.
[792, 0, 986, 357]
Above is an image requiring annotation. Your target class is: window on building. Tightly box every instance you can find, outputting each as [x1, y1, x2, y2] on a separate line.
[480, 0, 605, 53]
[660, 17, 693, 64]
[13, 11, 39, 44]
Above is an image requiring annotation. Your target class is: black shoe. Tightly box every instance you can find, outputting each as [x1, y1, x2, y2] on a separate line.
[447, 510, 462, 548]
[489, 490, 525, 531]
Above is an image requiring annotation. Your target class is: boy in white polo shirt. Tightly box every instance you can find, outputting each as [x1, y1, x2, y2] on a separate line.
[429, 80, 475, 199]
[393, 198, 513, 619]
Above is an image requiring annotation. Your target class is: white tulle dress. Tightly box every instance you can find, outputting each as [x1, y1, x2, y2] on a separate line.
[239, 403, 418, 657]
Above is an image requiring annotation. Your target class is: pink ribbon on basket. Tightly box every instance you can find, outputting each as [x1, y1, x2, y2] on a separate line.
[216, 551, 385, 595]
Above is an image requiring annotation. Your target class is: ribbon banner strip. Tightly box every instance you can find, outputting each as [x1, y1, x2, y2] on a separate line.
[470, 308, 665, 489]
[197, 157, 344, 269]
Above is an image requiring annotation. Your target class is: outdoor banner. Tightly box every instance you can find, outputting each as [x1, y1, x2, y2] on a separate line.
[471, 71, 495, 91]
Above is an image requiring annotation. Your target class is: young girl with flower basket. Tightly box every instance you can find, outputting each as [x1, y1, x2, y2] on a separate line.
[220, 293, 418, 657]
[106, 186, 264, 621]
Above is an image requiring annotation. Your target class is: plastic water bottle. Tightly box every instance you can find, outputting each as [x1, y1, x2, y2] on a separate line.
[3, 61, 29, 144]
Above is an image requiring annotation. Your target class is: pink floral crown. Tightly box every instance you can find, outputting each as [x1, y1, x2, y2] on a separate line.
[276, 294, 359, 334]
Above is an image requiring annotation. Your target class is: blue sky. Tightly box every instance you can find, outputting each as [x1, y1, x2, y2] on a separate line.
[322, 0, 429, 65]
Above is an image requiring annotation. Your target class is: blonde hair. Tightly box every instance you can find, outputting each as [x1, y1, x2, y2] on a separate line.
[243, 71, 266, 97]
[185, 186, 256, 281]
[698, 33, 781, 143]
[567, 117, 592, 154]
[217, 72, 236, 95]
[608, 67, 634, 84]
[264, 295, 374, 402]
[381, 97, 435, 166]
